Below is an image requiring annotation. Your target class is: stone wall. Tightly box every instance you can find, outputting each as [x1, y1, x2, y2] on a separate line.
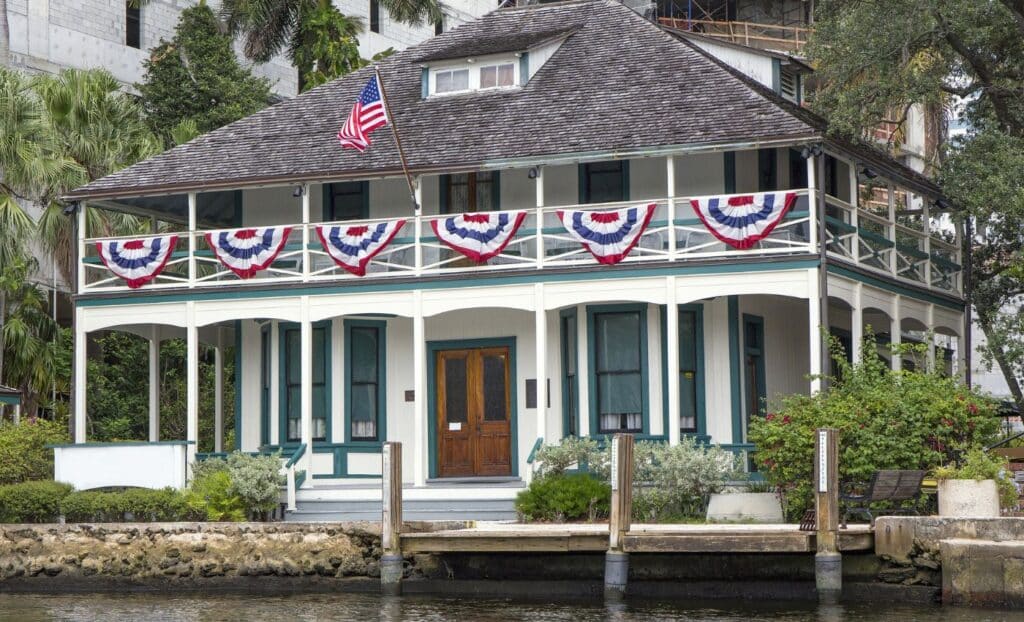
[0, 523, 390, 588]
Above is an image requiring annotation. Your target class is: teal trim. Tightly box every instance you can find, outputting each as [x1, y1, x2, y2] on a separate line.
[439, 174, 450, 213]
[770, 58, 781, 94]
[426, 336, 518, 480]
[321, 183, 331, 222]
[724, 152, 736, 194]
[343, 319, 387, 445]
[742, 313, 767, 432]
[259, 324, 271, 447]
[559, 308, 579, 438]
[519, 53, 529, 86]
[284, 442, 307, 468]
[47, 441, 194, 448]
[277, 320, 332, 445]
[660, 303, 706, 440]
[421, 67, 429, 99]
[727, 296, 742, 444]
[824, 215, 857, 235]
[896, 243, 930, 261]
[827, 263, 964, 310]
[931, 254, 961, 271]
[586, 303, 649, 437]
[77, 259, 823, 307]
[858, 229, 895, 248]
[232, 191, 243, 227]
[492, 170, 501, 208]
[526, 437, 543, 464]
[623, 160, 630, 200]
[234, 319, 242, 451]
[0, 395, 20, 405]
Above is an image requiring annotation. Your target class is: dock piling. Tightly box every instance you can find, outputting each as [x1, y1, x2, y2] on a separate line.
[814, 428, 841, 603]
[604, 434, 634, 600]
[381, 441, 404, 596]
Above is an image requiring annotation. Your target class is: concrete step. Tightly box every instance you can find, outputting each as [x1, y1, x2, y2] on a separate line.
[285, 498, 518, 522]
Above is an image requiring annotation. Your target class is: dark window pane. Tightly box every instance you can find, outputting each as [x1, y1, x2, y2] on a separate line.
[313, 327, 326, 384]
[126, 4, 140, 49]
[679, 311, 697, 369]
[286, 330, 300, 384]
[482, 354, 507, 421]
[596, 312, 641, 371]
[444, 357, 468, 424]
[329, 182, 366, 221]
[566, 381, 577, 436]
[369, 0, 380, 32]
[681, 371, 697, 432]
[564, 316, 576, 374]
[598, 372, 642, 415]
[351, 327, 378, 383]
[584, 161, 625, 203]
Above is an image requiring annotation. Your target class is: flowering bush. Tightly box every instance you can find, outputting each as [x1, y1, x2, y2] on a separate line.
[749, 335, 999, 520]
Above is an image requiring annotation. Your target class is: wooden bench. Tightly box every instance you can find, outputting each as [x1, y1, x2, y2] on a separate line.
[840, 469, 926, 527]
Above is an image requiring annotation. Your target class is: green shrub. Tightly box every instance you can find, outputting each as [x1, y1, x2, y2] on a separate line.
[935, 448, 1020, 509]
[226, 451, 283, 518]
[533, 436, 608, 479]
[60, 488, 192, 522]
[632, 439, 740, 522]
[749, 334, 1000, 521]
[0, 420, 68, 485]
[515, 473, 610, 522]
[186, 469, 245, 522]
[0, 481, 73, 522]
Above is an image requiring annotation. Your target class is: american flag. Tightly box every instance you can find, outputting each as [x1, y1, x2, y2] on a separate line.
[337, 75, 388, 152]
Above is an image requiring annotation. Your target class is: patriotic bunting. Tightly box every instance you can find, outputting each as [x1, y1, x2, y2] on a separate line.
[315, 220, 407, 276]
[431, 211, 527, 263]
[556, 203, 656, 265]
[205, 226, 292, 279]
[96, 235, 179, 289]
[689, 192, 796, 250]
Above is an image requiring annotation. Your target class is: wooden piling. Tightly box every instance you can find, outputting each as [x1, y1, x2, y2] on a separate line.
[605, 433, 634, 600]
[380, 442, 403, 595]
[814, 428, 841, 603]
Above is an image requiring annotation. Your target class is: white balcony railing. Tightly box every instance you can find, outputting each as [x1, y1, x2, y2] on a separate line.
[78, 189, 959, 295]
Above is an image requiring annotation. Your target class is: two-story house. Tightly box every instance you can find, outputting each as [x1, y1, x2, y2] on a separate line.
[58, 0, 966, 519]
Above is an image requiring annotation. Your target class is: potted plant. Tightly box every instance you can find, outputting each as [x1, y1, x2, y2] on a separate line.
[706, 480, 785, 523]
[933, 449, 1018, 518]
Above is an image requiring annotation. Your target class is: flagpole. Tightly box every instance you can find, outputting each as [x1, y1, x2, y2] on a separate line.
[374, 66, 418, 212]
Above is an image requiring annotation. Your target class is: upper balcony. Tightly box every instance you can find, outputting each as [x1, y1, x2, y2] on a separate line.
[76, 150, 962, 298]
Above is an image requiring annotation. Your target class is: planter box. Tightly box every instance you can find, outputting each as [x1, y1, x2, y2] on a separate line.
[938, 479, 1000, 518]
[706, 492, 784, 523]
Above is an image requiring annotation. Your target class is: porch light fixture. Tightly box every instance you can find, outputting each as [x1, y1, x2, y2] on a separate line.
[292, 185, 305, 197]
[859, 166, 879, 180]
[527, 167, 540, 179]
[800, 144, 823, 159]
[63, 202, 78, 216]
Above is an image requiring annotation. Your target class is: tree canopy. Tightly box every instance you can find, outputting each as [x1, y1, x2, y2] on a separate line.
[137, 3, 272, 147]
[807, 0, 1024, 406]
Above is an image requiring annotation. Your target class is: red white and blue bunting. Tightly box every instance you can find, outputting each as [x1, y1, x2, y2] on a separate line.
[689, 192, 796, 250]
[96, 235, 179, 289]
[315, 220, 407, 276]
[205, 226, 292, 279]
[556, 203, 656, 265]
[431, 211, 527, 263]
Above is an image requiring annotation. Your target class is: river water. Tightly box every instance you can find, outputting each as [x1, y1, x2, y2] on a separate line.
[0, 593, 1021, 622]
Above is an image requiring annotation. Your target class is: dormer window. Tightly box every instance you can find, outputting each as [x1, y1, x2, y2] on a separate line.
[435, 68, 470, 94]
[480, 63, 515, 89]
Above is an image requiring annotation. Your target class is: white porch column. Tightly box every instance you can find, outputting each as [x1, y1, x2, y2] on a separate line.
[887, 184, 897, 276]
[186, 301, 198, 465]
[535, 166, 545, 268]
[149, 326, 160, 442]
[534, 283, 547, 442]
[270, 321, 280, 444]
[187, 192, 197, 287]
[926, 304, 936, 372]
[12, 404, 20, 425]
[413, 178, 423, 275]
[666, 155, 676, 257]
[214, 327, 224, 453]
[299, 296, 313, 474]
[851, 283, 864, 364]
[73, 307, 87, 443]
[575, 303, 590, 437]
[891, 295, 902, 371]
[301, 184, 311, 282]
[808, 268, 823, 393]
[666, 276, 681, 445]
[806, 153, 819, 249]
[413, 291, 427, 485]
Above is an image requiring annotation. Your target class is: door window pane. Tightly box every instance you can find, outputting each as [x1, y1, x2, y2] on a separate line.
[443, 172, 495, 213]
[329, 182, 366, 221]
[679, 310, 698, 434]
[583, 161, 626, 203]
[482, 354, 507, 422]
[444, 357, 468, 424]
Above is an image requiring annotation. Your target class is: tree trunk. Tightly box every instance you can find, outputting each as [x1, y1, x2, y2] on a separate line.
[976, 309, 1024, 410]
[0, 0, 10, 67]
[0, 289, 6, 389]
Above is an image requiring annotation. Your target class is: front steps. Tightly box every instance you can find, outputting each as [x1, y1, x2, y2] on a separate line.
[285, 481, 523, 522]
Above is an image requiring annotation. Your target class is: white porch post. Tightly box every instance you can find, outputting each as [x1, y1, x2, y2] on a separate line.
[666, 155, 676, 257]
[300, 296, 313, 474]
[413, 291, 427, 485]
[73, 307, 87, 443]
[534, 283, 547, 443]
[270, 321, 280, 443]
[666, 277, 681, 445]
[535, 166, 545, 268]
[301, 184, 311, 282]
[926, 304, 936, 372]
[575, 304, 590, 437]
[891, 295, 902, 371]
[887, 184, 897, 277]
[848, 162, 859, 265]
[413, 178, 423, 276]
[76, 202, 86, 292]
[186, 301, 198, 465]
[851, 283, 864, 364]
[214, 327, 224, 453]
[808, 268, 823, 393]
[12, 404, 19, 425]
[188, 193, 197, 287]
[806, 153, 819, 250]
[149, 326, 160, 442]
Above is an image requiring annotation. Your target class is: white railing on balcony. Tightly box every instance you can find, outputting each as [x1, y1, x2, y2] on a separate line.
[824, 195, 961, 295]
[78, 189, 958, 296]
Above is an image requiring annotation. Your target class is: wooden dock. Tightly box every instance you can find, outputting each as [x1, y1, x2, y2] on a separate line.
[401, 522, 874, 554]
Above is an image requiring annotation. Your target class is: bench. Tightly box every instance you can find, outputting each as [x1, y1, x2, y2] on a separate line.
[840, 469, 926, 527]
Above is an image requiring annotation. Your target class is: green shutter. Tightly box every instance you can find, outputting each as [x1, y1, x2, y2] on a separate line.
[519, 53, 529, 86]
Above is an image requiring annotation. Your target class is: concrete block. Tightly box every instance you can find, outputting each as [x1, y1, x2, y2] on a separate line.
[706, 493, 784, 523]
[875, 517, 1024, 561]
[938, 480, 1000, 518]
[940, 538, 1024, 607]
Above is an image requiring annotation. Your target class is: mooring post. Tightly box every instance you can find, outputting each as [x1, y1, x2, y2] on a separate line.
[380, 441, 404, 596]
[814, 427, 841, 603]
[605, 433, 634, 600]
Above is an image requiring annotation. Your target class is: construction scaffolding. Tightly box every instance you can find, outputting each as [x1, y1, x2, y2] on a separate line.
[657, 0, 812, 53]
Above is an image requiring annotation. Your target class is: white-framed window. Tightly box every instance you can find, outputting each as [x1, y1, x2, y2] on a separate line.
[480, 63, 516, 89]
[435, 68, 470, 94]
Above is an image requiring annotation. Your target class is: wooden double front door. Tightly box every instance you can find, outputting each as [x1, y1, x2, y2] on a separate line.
[436, 346, 512, 478]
